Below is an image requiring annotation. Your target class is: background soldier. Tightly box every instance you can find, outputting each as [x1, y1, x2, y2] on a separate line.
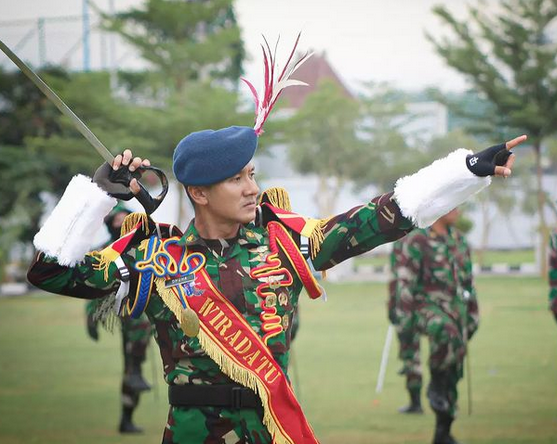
[85, 205, 154, 433]
[388, 240, 423, 414]
[390, 208, 479, 444]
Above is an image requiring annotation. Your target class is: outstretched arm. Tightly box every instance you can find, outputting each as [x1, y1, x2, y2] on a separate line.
[311, 136, 526, 270]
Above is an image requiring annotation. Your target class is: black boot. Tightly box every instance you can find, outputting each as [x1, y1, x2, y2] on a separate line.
[427, 370, 450, 414]
[119, 407, 144, 434]
[433, 412, 462, 444]
[398, 389, 424, 414]
[124, 361, 151, 393]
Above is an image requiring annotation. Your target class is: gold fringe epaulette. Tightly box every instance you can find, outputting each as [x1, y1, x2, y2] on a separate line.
[121, 212, 150, 236]
[259, 187, 292, 212]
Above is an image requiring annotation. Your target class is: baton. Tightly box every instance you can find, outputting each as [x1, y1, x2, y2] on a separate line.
[376, 324, 394, 393]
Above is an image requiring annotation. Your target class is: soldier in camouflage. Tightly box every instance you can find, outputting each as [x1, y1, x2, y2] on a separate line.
[85, 205, 154, 433]
[86, 300, 153, 432]
[548, 230, 557, 322]
[388, 240, 424, 414]
[390, 208, 479, 444]
[25, 37, 523, 444]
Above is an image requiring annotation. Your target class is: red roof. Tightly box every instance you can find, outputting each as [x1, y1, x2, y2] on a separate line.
[281, 51, 353, 109]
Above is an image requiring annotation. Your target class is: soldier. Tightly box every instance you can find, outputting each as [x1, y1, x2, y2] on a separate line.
[390, 208, 479, 444]
[548, 230, 557, 322]
[85, 205, 154, 434]
[388, 239, 423, 414]
[26, 37, 523, 444]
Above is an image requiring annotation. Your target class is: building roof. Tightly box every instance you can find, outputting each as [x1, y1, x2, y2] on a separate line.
[281, 51, 353, 109]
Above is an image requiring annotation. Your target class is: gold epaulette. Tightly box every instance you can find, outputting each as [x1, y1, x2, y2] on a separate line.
[121, 212, 150, 236]
[259, 187, 292, 212]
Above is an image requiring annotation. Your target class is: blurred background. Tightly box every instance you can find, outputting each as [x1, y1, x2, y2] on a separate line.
[0, 1, 556, 443]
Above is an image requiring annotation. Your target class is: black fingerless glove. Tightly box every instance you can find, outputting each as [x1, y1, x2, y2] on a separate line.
[92, 162, 135, 200]
[465, 143, 512, 177]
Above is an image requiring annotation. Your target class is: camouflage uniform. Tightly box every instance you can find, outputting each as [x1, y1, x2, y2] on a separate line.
[388, 240, 423, 406]
[549, 231, 557, 322]
[390, 227, 479, 418]
[28, 191, 413, 444]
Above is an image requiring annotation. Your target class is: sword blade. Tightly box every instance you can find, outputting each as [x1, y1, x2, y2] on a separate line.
[0, 39, 114, 164]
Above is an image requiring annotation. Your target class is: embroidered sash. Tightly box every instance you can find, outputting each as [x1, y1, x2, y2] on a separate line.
[127, 230, 317, 444]
[149, 249, 319, 444]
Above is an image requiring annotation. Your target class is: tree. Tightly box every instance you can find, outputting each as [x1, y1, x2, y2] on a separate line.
[0, 66, 71, 276]
[103, 0, 247, 225]
[0, 66, 168, 281]
[356, 82, 422, 192]
[428, 0, 557, 274]
[280, 79, 362, 217]
[104, 0, 244, 94]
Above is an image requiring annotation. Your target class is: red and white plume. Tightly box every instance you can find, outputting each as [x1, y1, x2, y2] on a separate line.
[242, 33, 313, 136]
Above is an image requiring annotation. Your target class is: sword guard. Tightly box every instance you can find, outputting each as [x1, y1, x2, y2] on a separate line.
[94, 162, 169, 215]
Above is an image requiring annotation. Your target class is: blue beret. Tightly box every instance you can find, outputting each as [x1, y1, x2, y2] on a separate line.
[172, 126, 258, 186]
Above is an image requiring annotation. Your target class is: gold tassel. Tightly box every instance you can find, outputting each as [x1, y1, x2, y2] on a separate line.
[89, 247, 120, 282]
[260, 187, 292, 212]
[308, 218, 331, 260]
[121, 212, 149, 236]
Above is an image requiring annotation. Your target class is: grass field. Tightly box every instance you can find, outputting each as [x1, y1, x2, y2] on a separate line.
[354, 249, 536, 268]
[0, 276, 556, 444]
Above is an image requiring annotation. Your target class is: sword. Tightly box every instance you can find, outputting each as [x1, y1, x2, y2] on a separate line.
[0, 39, 168, 214]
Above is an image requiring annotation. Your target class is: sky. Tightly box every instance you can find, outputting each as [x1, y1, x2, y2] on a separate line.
[0, 0, 496, 93]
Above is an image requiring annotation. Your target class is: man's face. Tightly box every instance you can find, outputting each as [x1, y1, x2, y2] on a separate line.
[200, 162, 260, 225]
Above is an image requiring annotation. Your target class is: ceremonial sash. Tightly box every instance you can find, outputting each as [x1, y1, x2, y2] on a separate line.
[137, 236, 319, 444]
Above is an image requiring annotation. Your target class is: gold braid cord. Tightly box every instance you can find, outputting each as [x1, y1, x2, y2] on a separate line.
[259, 187, 292, 212]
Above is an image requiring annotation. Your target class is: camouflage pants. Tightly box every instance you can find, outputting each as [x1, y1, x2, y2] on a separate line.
[396, 327, 422, 392]
[162, 406, 271, 444]
[418, 305, 466, 415]
[121, 315, 152, 409]
[418, 305, 465, 374]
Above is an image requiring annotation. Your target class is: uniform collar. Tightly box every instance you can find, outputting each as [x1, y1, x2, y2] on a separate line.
[179, 220, 266, 249]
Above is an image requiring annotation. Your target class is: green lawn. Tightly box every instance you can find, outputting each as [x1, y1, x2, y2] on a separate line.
[355, 249, 536, 268]
[0, 276, 556, 444]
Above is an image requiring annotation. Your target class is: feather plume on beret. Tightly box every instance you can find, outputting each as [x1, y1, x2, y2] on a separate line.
[173, 33, 312, 186]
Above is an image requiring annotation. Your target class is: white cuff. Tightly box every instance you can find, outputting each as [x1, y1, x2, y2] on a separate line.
[393, 149, 491, 228]
[33, 175, 117, 266]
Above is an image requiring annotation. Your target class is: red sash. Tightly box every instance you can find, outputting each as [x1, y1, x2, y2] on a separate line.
[149, 241, 319, 444]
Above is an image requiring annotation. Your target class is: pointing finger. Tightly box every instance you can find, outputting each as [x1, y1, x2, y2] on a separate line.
[505, 134, 527, 150]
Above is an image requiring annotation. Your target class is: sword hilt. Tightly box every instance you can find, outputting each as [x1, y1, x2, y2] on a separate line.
[94, 162, 169, 215]
[110, 165, 169, 215]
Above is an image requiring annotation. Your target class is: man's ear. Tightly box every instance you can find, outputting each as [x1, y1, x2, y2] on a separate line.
[187, 186, 209, 206]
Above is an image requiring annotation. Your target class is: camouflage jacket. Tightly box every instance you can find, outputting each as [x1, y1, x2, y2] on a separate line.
[548, 231, 557, 317]
[28, 192, 412, 386]
[389, 227, 479, 335]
